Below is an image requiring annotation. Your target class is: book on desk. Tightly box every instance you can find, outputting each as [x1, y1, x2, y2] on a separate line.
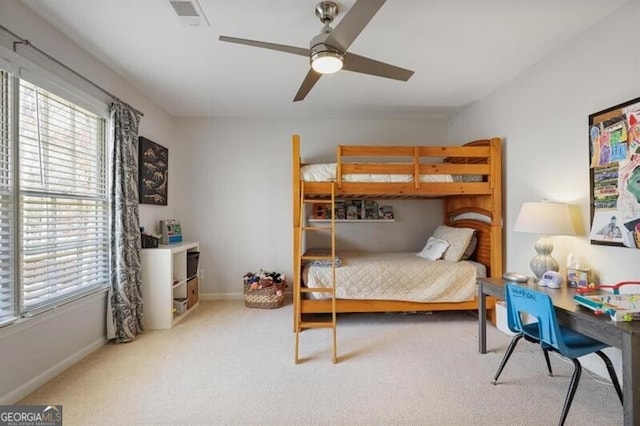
[574, 293, 640, 322]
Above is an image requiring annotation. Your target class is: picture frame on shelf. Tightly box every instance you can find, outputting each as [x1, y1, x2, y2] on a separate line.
[379, 205, 394, 220]
[312, 203, 328, 219]
[346, 200, 362, 220]
[364, 200, 379, 219]
[334, 201, 346, 220]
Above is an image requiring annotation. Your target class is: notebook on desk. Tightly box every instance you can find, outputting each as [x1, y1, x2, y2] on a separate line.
[574, 293, 640, 322]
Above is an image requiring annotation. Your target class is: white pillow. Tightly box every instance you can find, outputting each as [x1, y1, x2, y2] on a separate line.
[416, 237, 450, 260]
[433, 225, 476, 262]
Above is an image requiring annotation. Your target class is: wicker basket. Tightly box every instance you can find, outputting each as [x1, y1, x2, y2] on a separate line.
[243, 282, 287, 309]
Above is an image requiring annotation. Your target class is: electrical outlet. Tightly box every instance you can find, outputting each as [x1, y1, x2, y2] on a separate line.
[199, 269, 204, 281]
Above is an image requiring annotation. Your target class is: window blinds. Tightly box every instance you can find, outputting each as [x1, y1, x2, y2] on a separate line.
[0, 68, 16, 326]
[18, 80, 108, 314]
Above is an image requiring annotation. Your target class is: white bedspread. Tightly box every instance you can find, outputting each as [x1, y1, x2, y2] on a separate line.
[303, 252, 483, 303]
[301, 163, 454, 183]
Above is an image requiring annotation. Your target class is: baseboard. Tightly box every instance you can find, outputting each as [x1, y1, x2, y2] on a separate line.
[0, 337, 107, 405]
[199, 292, 243, 301]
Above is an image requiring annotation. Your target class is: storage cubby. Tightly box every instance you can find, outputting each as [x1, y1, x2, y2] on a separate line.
[141, 241, 200, 329]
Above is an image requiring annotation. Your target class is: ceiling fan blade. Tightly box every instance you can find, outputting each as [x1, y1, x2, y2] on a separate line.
[219, 36, 309, 57]
[324, 0, 386, 52]
[343, 53, 414, 81]
[293, 69, 322, 102]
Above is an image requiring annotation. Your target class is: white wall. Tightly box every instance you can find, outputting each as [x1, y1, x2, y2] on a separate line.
[0, 1, 179, 403]
[449, 0, 640, 286]
[448, 0, 640, 380]
[173, 117, 450, 297]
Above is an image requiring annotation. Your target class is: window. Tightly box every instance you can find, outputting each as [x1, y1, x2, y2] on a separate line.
[0, 60, 109, 326]
[0, 68, 15, 326]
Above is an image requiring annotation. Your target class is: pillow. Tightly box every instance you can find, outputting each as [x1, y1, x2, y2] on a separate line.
[416, 237, 450, 260]
[452, 174, 483, 182]
[460, 233, 478, 260]
[303, 248, 342, 267]
[432, 225, 476, 262]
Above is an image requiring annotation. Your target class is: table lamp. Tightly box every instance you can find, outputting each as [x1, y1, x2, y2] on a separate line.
[513, 201, 576, 280]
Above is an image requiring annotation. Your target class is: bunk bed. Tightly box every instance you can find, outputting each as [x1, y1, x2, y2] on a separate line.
[292, 134, 503, 319]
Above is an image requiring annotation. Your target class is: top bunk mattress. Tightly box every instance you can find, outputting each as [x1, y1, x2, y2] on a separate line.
[301, 163, 481, 183]
[303, 251, 485, 303]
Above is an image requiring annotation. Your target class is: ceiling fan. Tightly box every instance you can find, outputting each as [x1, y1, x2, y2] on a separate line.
[219, 0, 414, 102]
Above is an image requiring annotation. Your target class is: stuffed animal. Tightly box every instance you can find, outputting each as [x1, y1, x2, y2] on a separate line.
[258, 277, 273, 288]
[244, 270, 287, 291]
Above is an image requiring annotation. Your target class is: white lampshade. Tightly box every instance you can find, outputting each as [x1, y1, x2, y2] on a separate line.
[513, 201, 576, 236]
[311, 51, 344, 74]
[513, 201, 576, 280]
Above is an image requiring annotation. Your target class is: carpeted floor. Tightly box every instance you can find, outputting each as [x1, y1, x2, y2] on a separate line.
[19, 300, 623, 425]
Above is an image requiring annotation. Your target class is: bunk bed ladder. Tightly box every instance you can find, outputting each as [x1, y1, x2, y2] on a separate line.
[295, 181, 338, 364]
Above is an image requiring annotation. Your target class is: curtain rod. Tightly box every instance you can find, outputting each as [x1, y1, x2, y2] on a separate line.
[0, 24, 144, 117]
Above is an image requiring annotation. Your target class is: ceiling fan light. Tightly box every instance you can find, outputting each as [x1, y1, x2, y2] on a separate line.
[311, 51, 344, 74]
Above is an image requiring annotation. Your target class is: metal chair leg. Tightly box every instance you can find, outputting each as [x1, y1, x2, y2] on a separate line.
[542, 348, 553, 376]
[493, 333, 523, 384]
[559, 359, 582, 426]
[594, 350, 623, 405]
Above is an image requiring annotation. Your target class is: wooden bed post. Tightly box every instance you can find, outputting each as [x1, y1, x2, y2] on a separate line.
[489, 137, 503, 278]
[293, 134, 301, 230]
[336, 145, 342, 190]
[292, 135, 301, 332]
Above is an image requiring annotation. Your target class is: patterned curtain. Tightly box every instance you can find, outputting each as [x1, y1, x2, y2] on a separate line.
[107, 102, 143, 343]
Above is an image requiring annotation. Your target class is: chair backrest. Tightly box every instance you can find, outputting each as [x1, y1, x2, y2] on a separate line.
[505, 284, 564, 352]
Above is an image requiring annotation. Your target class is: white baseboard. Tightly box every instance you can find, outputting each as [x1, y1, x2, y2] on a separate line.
[199, 292, 244, 301]
[0, 337, 107, 405]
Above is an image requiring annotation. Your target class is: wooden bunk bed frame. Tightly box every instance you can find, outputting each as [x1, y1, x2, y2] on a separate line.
[292, 134, 503, 317]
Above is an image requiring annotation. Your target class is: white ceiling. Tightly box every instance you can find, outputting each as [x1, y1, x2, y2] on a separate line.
[22, 0, 627, 119]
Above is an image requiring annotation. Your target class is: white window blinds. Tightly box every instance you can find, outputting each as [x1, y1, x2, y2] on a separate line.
[18, 80, 108, 315]
[0, 68, 16, 326]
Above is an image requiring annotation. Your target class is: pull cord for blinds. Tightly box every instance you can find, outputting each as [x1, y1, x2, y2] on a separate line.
[0, 23, 144, 117]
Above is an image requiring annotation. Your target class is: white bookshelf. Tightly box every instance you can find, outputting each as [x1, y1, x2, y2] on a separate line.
[140, 241, 199, 329]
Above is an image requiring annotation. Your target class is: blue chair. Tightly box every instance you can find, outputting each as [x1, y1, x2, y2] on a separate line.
[492, 284, 623, 425]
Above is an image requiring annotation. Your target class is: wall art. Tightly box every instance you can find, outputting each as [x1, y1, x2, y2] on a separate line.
[138, 136, 168, 206]
[589, 97, 640, 248]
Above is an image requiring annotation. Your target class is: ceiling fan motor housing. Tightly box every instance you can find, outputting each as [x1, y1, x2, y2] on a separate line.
[309, 31, 344, 72]
[310, 32, 343, 56]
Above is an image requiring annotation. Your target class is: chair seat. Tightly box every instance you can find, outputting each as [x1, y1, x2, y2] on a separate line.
[521, 322, 609, 359]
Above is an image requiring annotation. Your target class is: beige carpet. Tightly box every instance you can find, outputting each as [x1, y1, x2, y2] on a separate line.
[20, 300, 622, 425]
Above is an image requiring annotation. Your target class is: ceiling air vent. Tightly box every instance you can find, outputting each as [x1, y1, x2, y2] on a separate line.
[168, 0, 210, 27]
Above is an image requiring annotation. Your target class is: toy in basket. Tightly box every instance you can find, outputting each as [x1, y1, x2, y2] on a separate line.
[573, 281, 640, 322]
[243, 270, 287, 309]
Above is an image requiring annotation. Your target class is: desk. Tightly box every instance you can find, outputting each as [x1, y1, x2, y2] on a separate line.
[478, 277, 640, 426]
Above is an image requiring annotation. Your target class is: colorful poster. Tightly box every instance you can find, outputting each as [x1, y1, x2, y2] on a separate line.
[590, 98, 640, 248]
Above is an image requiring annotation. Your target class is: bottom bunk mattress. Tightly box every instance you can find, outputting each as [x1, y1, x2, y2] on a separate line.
[302, 251, 486, 303]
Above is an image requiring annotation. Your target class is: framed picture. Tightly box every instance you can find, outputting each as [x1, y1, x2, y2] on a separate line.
[589, 97, 640, 248]
[566, 268, 591, 288]
[138, 136, 168, 205]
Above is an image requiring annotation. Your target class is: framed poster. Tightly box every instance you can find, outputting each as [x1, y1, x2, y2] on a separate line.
[138, 136, 168, 205]
[589, 97, 640, 248]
